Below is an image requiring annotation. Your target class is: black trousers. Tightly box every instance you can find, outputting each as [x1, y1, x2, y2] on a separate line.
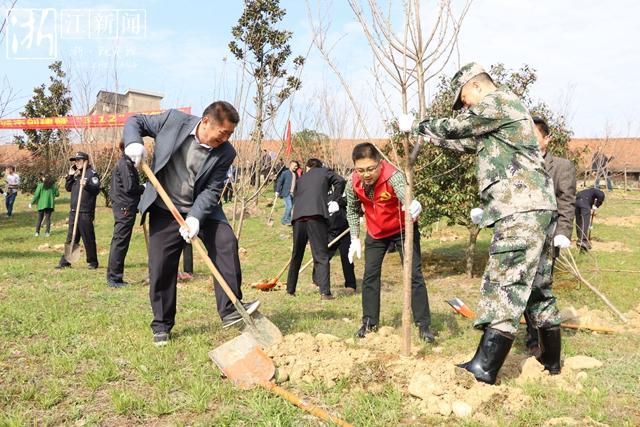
[312, 233, 356, 289]
[59, 211, 98, 267]
[148, 206, 242, 333]
[362, 224, 431, 326]
[575, 206, 592, 250]
[106, 206, 137, 283]
[287, 218, 330, 295]
[35, 208, 53, 234]
[182, 244, 194, 274]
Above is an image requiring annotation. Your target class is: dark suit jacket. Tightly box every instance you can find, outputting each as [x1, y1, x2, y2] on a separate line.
[544, 154, 577, 238]
[291, 167, 345, 222]
[576, 188, 605, 210]
[123, 109, 235, 223]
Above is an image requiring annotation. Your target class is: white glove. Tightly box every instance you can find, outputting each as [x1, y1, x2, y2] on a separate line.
[179, 216, 200, 242]
[124, 142, 146, 167]
[275, 192, 279, 198]
[553, 234, 571, 249]
[348, 238, 362, 264]
[398, 113, 414, 133]
[28, 203, 32, 209]
[327, 201, 339, 215]
[470, 208, 484, 225]
[409, 199, 422, 221]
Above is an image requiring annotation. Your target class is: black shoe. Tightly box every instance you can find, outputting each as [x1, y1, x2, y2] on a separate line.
[356, 319, 378, 338]
[221, 300, 261, 328]
[87, 263, 99, 270]
[418, 323, 435, 343]
[153, 331, 171, 346]
[107, 280, 129, 288]
[537, 326, 562, 375]
[456, 328, 514, 385]
[55, 263, 71, 270]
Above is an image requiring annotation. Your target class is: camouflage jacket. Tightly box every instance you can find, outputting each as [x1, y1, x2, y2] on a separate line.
[418, 88, 557, 227]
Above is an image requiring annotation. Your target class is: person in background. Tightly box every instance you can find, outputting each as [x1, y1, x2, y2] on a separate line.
[312, 191, 356, 293]
[4, 166, 20, 218]
[106, 140, 145, 288]
[275, 160, 299, 226]
[286, 158, 345, 299]
[30, 174, 59, 237]
[56, 151, 101, 270]
[522, 116, 576, 355]
[575, 187, 605, 253]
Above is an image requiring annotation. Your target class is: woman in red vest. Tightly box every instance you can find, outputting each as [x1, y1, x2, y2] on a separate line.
[346, 143, 434, 342]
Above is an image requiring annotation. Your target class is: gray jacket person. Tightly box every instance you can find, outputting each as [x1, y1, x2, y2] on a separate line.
[123, 102, 259, 346]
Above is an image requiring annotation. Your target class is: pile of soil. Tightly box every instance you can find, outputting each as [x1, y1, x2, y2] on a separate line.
[560, 305, 616, 330]
[267, 328, 604, 420]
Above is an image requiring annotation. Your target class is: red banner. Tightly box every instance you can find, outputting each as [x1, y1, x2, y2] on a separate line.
[0, 107, 192, 130]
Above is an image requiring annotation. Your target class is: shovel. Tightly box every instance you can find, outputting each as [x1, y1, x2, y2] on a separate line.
[64, 162, 88, 263]
[141, 163, 282, 348]
[253, 257, 291, 291]
[209, 333, 354, 427]
[298, 228, 349, 275]
[266, 193, 278, 226]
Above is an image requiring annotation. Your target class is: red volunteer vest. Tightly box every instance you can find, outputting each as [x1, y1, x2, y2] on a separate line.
[352, 160, 403, 239]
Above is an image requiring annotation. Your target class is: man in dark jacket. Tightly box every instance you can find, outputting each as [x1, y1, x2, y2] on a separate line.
[575, 187, 605, 252]
[523, 117, 577, 354]
[312, 193, 356, 292]
[123, 102, 259, 346]
[56, 151, 101, 269]
[275, 160, 299, 225]
[106, 140, 146, 287]
[286, 158, 345, 298]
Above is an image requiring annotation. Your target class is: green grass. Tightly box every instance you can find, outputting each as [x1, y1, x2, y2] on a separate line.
[0, 189, 639, 425]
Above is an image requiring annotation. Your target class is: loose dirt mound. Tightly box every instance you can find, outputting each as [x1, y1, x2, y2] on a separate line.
[267, 328, 603, 420]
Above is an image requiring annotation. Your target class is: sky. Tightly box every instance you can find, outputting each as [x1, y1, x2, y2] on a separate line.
[1, 0, 639, 144]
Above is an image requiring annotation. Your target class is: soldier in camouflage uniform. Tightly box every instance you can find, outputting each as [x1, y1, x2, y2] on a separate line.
[417, 62, 562, 384]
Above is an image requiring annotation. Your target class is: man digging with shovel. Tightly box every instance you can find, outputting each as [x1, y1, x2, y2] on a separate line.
[123, 101, 260, 346]
[56, 152, 100, 270]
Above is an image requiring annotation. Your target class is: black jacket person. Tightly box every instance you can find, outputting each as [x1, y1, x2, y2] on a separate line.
[106, 141, 145, 287]
[286, 159, 345, 298]
[56, 151, 100, 269]
[575, 187, 605, 251]
[122, 102, 259, 346]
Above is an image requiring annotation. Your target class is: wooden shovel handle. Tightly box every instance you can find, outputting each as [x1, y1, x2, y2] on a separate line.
[267, 193, 278, 223]
[70, 162, 88, 243]
[141, 163, 240, 306]
[261, 381, 354, 427]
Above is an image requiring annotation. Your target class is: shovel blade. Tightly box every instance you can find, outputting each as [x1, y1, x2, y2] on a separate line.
[64, 243, 82, 263]
[209, 332, 275, 389]
[243, 310, 283, 348]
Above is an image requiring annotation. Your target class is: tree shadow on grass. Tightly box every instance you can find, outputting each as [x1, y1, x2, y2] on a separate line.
[268, 307, 358, 335]
[388, 310, 464, 338]
[0, 250, 58, 259]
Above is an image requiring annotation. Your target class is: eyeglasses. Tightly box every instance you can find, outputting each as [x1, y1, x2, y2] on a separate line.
[354, 163, 380, 175]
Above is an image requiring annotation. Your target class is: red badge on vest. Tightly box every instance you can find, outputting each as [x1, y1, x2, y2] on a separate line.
[378, 191, 392, 202]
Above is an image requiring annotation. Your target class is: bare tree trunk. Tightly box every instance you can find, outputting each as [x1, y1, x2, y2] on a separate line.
[401, 135, 413, 357]
[465, 225, 480, 278]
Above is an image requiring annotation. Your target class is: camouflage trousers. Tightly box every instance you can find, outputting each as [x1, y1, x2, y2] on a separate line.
[474, 210, 561, 334]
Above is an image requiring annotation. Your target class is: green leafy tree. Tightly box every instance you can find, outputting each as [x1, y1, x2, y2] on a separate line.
[415, 63, 575, 277]
[13, 61, 72, 178]
[292, 128, 329, 161]
[229, 0, 304, 187]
